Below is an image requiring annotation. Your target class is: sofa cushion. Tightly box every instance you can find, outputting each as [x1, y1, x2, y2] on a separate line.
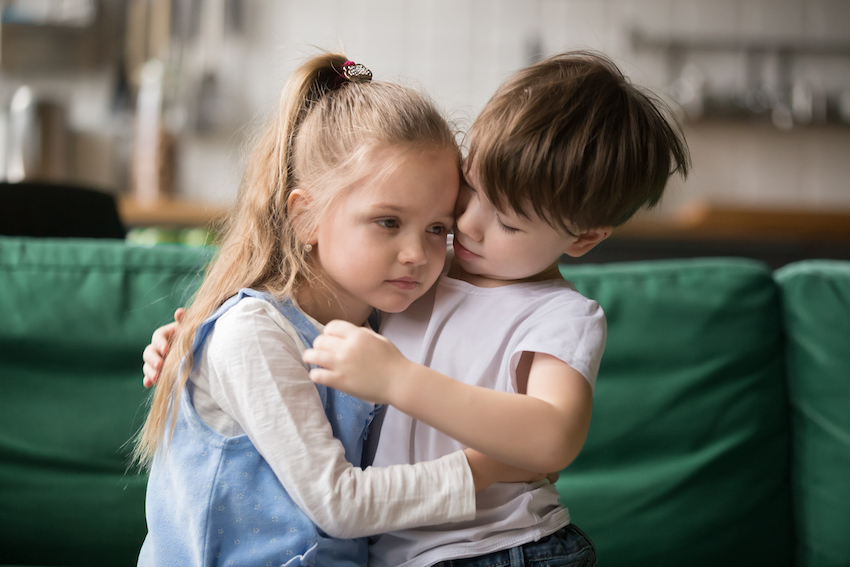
[558, 258, 792, 567]
[775, 261, 850, 567]
[0, 237, 211, 566]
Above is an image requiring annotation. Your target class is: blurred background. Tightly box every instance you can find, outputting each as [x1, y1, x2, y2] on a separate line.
[1, 0, 849, 261]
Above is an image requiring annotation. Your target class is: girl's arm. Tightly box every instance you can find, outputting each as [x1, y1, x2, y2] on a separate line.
[142, 310, 555, 485]
[304, 320, 593, 473]
[202, 300, 474, 539]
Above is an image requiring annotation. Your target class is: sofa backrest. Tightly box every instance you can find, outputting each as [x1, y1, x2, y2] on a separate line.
[558, 258, 794, 567]
[775, 261, 850, 567]
[0, 237, 211, 566]
[3, 237, 847, 567]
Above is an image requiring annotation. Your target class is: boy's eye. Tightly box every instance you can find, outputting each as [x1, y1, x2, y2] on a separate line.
[377, 219, 400, 229]
[427, 225, 449, 236]
[498, 219, 520, 234]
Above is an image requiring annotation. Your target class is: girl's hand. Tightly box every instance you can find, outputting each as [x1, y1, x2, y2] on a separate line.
[142, 308, 185, 388]
[303, 320, 409, 405]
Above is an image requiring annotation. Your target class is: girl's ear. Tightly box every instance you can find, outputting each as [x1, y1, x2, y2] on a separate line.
[563, 226, 613, 258]
[286, 189, 317, 245]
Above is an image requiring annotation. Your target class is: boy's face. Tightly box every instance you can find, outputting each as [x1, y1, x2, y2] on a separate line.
[451, 169, 581, 286]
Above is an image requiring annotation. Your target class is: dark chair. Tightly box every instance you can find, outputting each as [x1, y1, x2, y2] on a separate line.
[0, 182, 126, 239]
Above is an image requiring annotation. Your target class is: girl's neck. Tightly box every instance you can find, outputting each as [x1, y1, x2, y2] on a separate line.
[294, 284, 372, 327]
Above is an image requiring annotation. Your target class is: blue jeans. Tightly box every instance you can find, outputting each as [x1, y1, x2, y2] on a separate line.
[432, 524, 597, 567]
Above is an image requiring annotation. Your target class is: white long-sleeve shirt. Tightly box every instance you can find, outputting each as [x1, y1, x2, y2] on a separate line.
[189, 297, 476, 539]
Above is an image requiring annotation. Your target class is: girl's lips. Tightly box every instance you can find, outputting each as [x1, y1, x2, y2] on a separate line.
[387, 278, 418, 290]
[453, 237, 480, 260]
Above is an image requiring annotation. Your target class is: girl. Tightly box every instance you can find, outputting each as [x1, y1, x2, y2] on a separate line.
[135, 53, 541, 567]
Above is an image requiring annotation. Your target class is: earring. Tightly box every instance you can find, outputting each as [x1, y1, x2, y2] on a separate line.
[304, 243, 313, 253]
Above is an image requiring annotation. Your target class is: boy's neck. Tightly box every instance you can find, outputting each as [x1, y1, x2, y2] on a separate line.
[447, 257, 564, 288]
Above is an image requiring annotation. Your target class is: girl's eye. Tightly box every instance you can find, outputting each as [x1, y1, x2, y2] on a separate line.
[498, 219, 520, 234]
[377, 219, 400, 229]
[427, 225, 448, 236]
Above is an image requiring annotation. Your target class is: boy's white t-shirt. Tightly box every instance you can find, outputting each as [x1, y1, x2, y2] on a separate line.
[370, 268, 606, 567]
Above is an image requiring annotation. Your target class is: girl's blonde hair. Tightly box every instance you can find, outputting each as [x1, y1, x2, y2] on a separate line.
[135, 52, 458, 467]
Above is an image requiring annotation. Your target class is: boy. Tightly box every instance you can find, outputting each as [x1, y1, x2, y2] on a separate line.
[303, 51, 689, 567]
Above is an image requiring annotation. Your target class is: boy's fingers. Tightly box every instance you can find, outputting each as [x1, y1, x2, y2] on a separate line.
[310, 333, 345, 354]
[142, 362, 159, 387]
[151, 331, 169, 354]
[302, 348, 317, 365]
[142, 344, 160, 368]
[152, 321, 180, 353]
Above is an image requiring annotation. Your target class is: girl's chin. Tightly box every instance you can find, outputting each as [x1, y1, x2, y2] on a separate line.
[374, 296, 418, 314]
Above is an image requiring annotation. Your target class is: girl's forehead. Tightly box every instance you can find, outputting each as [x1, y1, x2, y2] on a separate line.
[344, 148, 458, 213]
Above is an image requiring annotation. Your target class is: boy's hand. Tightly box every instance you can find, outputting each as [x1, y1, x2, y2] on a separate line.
[142, 308, 185, 388]
[303, 320, 408, 405]
[463, 448, 559, 491]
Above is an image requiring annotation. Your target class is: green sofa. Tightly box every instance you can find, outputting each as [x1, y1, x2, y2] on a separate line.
[1, 236, 848, 567]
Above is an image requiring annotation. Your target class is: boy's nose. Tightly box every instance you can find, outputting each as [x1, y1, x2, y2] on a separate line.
[455, 206, 483, 242]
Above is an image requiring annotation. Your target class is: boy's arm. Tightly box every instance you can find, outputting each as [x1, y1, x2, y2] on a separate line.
[142, 308, 184, 388]
[304, 321, 593, 473]
[465, 448, 560, 485]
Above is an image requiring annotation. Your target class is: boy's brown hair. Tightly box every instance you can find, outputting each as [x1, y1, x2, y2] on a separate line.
[466, 51, 690, 234]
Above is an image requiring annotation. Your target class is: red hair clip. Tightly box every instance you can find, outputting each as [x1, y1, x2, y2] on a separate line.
[334, 60, 373, 88]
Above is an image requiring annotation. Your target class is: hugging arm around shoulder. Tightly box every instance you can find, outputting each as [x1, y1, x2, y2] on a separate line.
[389, 351, 594, 472]
[197, 299, 476, 539]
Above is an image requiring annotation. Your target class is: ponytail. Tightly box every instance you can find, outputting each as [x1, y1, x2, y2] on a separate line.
[134, 52, 349, 467]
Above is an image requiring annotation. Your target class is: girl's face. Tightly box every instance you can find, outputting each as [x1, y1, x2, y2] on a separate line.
[308, 147, 459, 324]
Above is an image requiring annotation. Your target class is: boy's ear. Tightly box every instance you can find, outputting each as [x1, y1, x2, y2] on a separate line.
[563, 226, 613, 258]
[286, 189, 317, 245]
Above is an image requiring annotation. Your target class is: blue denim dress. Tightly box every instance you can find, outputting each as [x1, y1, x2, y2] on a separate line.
[138, 289, 375, 567]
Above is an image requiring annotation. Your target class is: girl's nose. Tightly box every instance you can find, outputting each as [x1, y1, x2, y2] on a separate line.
[399, 235, 428, 266]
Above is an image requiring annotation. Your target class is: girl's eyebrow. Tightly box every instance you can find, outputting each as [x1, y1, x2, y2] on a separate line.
[372, 203, 405, 213]
[438, 209, 455, 223]
[372, 202, 454, 224]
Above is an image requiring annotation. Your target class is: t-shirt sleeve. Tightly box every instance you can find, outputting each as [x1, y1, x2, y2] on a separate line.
[201, 299, 476, 539]
[511, 294, 606, 390]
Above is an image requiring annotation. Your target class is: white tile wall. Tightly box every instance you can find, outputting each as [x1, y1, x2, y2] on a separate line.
[175, 0, 850, 216]
[807, 0, 850, 41]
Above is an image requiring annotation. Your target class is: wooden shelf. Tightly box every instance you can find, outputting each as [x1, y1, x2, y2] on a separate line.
[616, 204, 850, 243]
[118, 198, 230, 228]
[117, 198, 850, 244]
